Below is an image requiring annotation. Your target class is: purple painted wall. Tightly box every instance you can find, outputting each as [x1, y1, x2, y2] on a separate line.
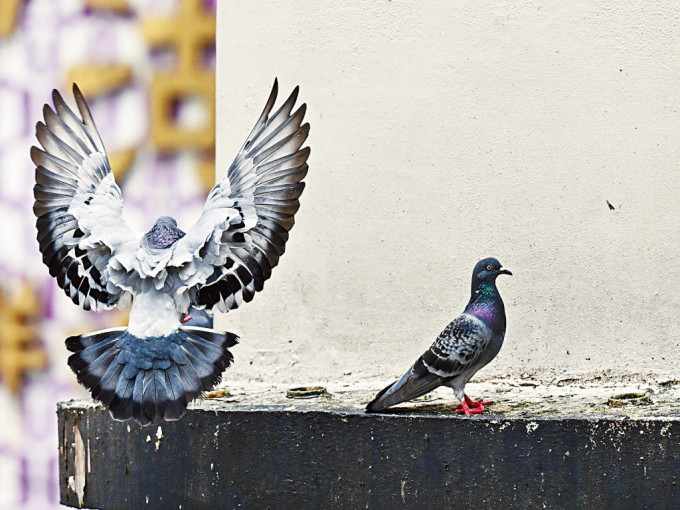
[0, 1, 214, 507]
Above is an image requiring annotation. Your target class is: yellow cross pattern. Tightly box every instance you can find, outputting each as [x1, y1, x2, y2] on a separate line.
[66, 64, 133, 99]
[64, 0, 217, 190]
[0, 0, 25, 37]
[142, 0, 216, 153]
[0, 284, 47, 393]
[83, 0, 132, 14]
[65, 65, 136, 181]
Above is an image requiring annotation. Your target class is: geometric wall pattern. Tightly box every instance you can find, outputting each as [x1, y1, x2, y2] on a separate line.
[0, 1, 214, 506]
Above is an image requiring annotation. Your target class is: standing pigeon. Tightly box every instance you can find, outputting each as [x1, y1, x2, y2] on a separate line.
[366, 258, 511, 415]
[32, 80, 310, 425]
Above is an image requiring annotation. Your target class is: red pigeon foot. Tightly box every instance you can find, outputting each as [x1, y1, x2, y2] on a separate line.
[457, 393, 493, 408]
[455, 399, 487, 416]
[455, 394, 493, 415]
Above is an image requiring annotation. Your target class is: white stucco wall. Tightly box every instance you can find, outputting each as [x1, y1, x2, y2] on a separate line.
[216, 1, 680, 384]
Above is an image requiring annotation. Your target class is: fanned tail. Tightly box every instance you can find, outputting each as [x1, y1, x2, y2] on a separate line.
[65, 326, 238, 426]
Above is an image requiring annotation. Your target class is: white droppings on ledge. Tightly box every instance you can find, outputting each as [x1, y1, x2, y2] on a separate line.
[155, 426, 163, 451]
[72, 422, 86, 507]
[67, 476, 76, 494]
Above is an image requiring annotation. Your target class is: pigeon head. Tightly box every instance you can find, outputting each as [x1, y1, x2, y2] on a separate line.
[472, 257, 512, 285]
[467, 257, 511, 328]
[144, 216, 185, 249]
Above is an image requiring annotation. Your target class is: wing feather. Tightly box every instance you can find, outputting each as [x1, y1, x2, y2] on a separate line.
[169, 80, 311, 312]
[420, 314, 493, 377]
[32, 84, 138, 311]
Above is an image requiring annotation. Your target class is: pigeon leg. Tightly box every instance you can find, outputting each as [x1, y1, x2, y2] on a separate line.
[455, 394, 492, 415]
[182, 313, 192, 324]
[455, 398, 485, 416]
[463, 393, 493, 408]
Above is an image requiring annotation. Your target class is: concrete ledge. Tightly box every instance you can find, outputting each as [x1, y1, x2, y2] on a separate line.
[59, 382, 680, 509]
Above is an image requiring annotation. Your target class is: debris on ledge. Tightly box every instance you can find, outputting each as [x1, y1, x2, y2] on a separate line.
[195, 374, 680, 419]
[59, 376, 680, 509]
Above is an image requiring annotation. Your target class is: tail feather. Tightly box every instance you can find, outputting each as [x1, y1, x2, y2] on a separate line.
[66, 327, 125, 351]
[79, 336, 120, 362]
[181, 331, 235, 388]
[189, 327, 239, 348]
[92, 361, 124, 405]
[66, 326, 238, 426]
[366, 363, 445, 412]
[141, 369, 166, 425]
[181, 342, 219, 379]
[141, 370, 155, 423]
[78, 348, 120, 390]
[132, 371, 145, 424]
[66, 334, 122, 373]
[110, 376, 134, 421]
[185, 335, 225, 357]
[163, 365, 186, 421]
[153, 370, 168, 418]
[176, 361, 202, 400]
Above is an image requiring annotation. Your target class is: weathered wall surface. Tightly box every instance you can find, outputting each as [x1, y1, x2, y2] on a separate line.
[59, 397, 680, 509]
[216, 1, 680, 384]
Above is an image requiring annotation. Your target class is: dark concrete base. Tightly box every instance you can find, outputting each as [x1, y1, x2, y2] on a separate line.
[59, 394, 680, 510]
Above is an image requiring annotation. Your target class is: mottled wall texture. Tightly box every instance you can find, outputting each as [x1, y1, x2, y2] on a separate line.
[217, 2, 680, 384]
[0, 1, 215, 508]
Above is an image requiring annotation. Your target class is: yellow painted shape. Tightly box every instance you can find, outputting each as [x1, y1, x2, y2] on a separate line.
[109, 148, 137, 181]
[141, 0, 216, 152]
[0, 284, 47, 393]
[197, 148, 216, 192]
[0, 0, 24, 37]
[66, 65, 133, 98]
[141, 0, 215, 71]
[84, 0, 131, 13]
[150, 74, 215, 151]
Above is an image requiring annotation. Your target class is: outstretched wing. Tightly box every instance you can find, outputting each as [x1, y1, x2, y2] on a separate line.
[32, 85, 137, 311]
[171, 79, 310, 312]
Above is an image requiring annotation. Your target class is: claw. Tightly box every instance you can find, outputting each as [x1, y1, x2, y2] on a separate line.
[456, 399, 476, 416]
[456, 406, 485, 415]
[455, 393, 493, 409]
[455, 393, 493, 416]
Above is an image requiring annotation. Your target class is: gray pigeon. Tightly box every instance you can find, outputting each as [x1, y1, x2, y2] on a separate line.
[32, 80, 310, 425]
[366, 258, 511, 415]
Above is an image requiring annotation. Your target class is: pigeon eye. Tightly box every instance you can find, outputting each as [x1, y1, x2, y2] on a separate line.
[486, 264, 493, 271]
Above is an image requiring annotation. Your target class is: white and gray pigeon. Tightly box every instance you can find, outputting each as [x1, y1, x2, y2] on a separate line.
[32, 80, 310, 425]
[366, 258, 511, 415]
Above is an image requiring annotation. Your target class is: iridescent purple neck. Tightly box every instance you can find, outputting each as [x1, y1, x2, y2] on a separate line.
[465, 282, 506, 330]
[466, 301, 499, 324]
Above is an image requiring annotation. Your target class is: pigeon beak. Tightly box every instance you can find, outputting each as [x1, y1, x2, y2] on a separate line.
[499, 267, 512, 276]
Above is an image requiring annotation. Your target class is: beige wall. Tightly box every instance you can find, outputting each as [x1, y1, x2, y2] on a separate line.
[216, 1, 680, 384]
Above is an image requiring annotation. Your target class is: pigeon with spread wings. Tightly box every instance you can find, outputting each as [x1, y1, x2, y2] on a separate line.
[32, 81, 310, 425]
